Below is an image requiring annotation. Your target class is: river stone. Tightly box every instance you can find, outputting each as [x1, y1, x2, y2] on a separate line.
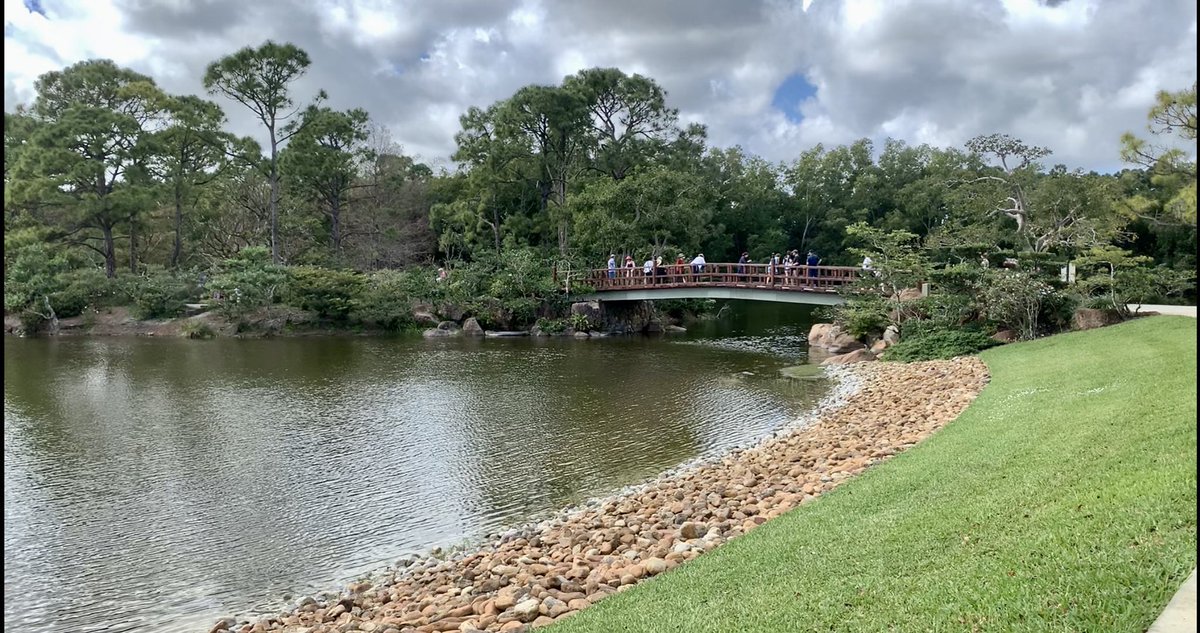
[462, 317, 484, 336]
[437, 320, 459, 331]
[513, 598, 541, 622]
[678, 522, 705, 539]
[644, 558, 667, 575]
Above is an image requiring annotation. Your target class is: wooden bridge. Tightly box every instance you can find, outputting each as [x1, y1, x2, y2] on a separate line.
[577, 263, 860, 305]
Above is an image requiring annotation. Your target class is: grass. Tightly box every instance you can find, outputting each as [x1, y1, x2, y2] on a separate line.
[552, 316, 1197, 632]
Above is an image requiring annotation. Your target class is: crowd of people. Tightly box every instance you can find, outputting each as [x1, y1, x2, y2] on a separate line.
[601, 250, 833, 287]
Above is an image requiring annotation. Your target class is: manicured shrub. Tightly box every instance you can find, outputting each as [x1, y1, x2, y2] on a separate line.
[208, 247, 289, 320]
[123, 267, 190, 319]
[284, 266, 366, 320]
[884, 328, 1001, 362]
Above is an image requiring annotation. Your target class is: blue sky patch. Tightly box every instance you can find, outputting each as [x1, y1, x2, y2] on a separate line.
[771, 73, 817, 123]
[23, 0, 46, 17]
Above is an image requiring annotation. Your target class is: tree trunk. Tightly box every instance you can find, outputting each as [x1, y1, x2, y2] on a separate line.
[102, 223, 116, 279]
[492, 206, 501, 252]
[171, 181, 183, 268]
[269, 130, 281, 264]
[129, 212, 138, 274]
[330, 197, 341, 251]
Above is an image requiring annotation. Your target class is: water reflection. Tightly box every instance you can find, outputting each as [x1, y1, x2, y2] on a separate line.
[4, 301, 823, 632]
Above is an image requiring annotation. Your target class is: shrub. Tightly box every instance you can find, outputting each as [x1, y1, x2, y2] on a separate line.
[568, 311, 592, 332]
[51, 268, 119, 317]
[284, 266, 366, 320]
[208, 247, 288, 320]
[536, 318, 567, 334]
[180, 320, 216, 339]
[353, 270, 417, 331]
[123, 267, 190, 319]
[884, 328, 1001, 362]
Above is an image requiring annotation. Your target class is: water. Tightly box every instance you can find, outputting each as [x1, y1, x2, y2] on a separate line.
[3, 302, 823, 632]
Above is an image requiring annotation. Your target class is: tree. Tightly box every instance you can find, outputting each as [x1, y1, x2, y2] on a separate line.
[281, 106, 371, 253]
[562, 68, 680, 180]
[1120, 82, 1197, 225]
[203, 40, 326, 264]
[150, 94, 235, 268]
[9, 59, 169, 277]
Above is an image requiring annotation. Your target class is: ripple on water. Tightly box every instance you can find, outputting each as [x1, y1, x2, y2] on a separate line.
[3, 335, 827, 632]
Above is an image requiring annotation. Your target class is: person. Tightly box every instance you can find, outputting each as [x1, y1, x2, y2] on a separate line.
[675, 253, 686, 283]
[861, 255, 874, 272]
[805, 251, 819, 283]
[655, 255, 666, 279]
[768, 252, 780, 285]
[607, 254, 617, 279]
[643, 256, 655, 284]
[737, 252, 749, 276]
[624, 255, 636, 279]
[690, 252, 706, 275]
[437, 267, 447, 282]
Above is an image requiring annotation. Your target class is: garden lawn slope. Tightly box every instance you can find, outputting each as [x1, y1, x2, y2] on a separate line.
[552, 316, 1198, 633]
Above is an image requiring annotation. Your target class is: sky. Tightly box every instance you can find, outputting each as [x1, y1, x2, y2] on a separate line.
[4, 0, 1197, 173]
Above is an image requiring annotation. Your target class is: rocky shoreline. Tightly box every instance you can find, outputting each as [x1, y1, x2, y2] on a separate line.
[211, 357, 989, 633]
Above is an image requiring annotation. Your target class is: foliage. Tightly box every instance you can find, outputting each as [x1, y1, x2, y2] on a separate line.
[882, 328, 1000, 362]
[567, 311, 592, 332]
[180, 320, 216, 339]
[4, 242, 71, 330]
[207, 246, 288, 319]
[1120, 82, 1197, 225]
[283, 265, 365, 320]
[122, 266, 191, 319]
[976, 268, 1057, 340]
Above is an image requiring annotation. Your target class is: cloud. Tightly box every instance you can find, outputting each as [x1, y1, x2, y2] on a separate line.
[4, 0, 1196, 172]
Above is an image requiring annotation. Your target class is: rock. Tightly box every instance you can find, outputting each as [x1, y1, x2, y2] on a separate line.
[991, 329, 1016, 343]
[1071, 307, 1123, 331]
[821, 349, 876, 365]
[440, 303, 466, 322]
[678, 522, 705, 539]
[569, 302, 602, 329]
[437, 320, 460, 331]
[412, 303, 439, 326]
[208, 618, 237, 633]
[806, 323, 865, 353]
[644, 558, 667, 575]
[869, 339, 889, 355]
[573, 331, 590, 338]
[883, 325, 900, 345]
[541, 596, 569, 618]
[644, 321, 664, 334]
[485, 331, 531, 338]
[664, 325, 687, 334]
[513, 598, 541, 622]
[462, 317, 485, 336]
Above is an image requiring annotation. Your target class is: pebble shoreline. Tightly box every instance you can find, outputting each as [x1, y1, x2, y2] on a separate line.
[211, 357, 989, 633]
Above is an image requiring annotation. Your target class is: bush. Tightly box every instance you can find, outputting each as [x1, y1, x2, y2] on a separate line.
[50, 268, 119, 317]
[884, 328, 1001, 362]
[208, 247, 288, 320]
[284, 266, 366, 320]
[180, 320, 216, 339]
[123, 267, 190, 319]
[353, 270, 418, 331]
[536, 318, 567, 334]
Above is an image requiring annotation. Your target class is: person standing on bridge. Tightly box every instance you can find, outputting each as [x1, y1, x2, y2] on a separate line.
[643, 256, 655, 285]
[806, 251, 820, 284]
[690, 253, 706, 276]
[624, 255, 636, 279]
[607, 254, 617, 279]
[675, 253, 686, 283]
[737, 252, 749, 280]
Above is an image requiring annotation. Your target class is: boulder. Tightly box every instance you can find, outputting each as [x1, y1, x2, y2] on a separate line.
[412, 303, 439, 326]
[807, 323, 865, 354]
[991, 329, 1016, 343]
[1071, 307, 1123, 331]
[462, 317, 485, 336]
[896, 287, 924, 302]
[882, 325, 900, 345]
[423, 328, 460, 338]
[440, 303, 467, 322]
[570, 301, 602, 320]
[820, 349, 877, 365]
[513, 598, 541, 622]
[664, 325, 687, 334]
[437, 320, 460, 331]
[869, 339, 889, 355]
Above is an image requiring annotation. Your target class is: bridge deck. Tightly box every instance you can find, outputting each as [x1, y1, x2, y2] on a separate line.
[580, 262, 860, 304]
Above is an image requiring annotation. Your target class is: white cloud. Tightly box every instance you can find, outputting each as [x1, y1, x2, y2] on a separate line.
[4, 0, 1196, 172]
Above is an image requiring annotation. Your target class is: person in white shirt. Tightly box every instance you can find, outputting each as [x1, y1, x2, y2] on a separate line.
[690, 253, 706, 275]
[643, 257, 655, 283]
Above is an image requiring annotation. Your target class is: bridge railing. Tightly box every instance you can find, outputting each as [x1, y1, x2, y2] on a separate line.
[584, 262, 862, 293]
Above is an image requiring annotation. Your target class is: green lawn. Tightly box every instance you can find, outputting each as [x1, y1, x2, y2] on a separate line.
[552, 316, 1197, 632]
